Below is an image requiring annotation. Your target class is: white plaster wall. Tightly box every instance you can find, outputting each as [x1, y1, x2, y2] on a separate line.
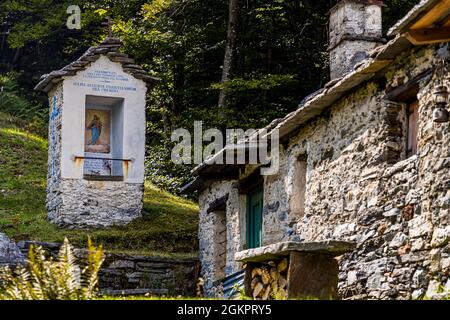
[61, 56, 147, 183]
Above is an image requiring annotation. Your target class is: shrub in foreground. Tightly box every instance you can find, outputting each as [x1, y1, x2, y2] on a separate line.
[0, 238, 104, 300]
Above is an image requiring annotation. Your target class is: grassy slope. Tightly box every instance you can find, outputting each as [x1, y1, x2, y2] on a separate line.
[0, 113, 199, 257]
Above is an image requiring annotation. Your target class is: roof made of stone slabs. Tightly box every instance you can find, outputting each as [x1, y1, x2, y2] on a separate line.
[270, 0, 450, 143]
[34, 37, 160, 93]
[387, 0, 441, 37]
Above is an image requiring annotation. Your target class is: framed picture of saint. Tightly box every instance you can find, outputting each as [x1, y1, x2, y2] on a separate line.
[85, 109, 111, 154]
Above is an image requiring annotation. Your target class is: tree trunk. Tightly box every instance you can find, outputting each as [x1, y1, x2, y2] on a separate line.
[218, 0, 239, 114]
[172, 51, 186, 113]
[11, 47, 21, 70]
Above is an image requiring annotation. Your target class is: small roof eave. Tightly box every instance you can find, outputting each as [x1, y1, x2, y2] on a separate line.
[34, 37, 160, 93]
[180, 176, 205, 194]
[193, 142, 262, 173]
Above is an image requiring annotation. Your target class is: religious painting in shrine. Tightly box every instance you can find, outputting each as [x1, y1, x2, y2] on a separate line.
[85, 109, 111, 154]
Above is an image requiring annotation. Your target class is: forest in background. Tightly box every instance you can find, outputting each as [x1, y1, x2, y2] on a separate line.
[0, 0, 420, 195]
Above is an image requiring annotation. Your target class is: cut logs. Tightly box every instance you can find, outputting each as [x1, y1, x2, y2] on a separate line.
[248, 258, 289, 300]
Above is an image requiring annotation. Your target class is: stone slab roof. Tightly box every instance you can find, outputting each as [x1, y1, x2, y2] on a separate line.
[235, 241, 356, 263]
[34, 37, 159, 93]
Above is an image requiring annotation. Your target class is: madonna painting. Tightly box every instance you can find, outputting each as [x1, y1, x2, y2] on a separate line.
[85, 109, 111, 153]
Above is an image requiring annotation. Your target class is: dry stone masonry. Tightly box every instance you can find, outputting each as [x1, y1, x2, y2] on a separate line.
[50, 179, 144, 229]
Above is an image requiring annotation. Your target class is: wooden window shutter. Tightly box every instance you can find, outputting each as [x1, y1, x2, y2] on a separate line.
[407, 101, 419, 157]
[246, 186, 263, 249]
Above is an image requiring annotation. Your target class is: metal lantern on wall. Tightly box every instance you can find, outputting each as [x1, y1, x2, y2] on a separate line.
[433, 85, 450, 123]
[433, 85, 449, 123]
[433, 60, 450, 123]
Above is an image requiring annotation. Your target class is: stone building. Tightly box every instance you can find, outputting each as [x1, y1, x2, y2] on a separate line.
[185, 0, 450, 299]
[35, 38, 158, 229]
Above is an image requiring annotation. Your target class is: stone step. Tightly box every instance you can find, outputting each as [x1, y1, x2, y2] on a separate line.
[17, 240, 61, 250]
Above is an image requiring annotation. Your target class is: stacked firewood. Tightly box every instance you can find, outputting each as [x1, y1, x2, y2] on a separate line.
[248, 258, 289, 300]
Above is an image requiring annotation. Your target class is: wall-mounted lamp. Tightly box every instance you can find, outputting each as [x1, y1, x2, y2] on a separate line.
[432, 85, 449, 123]
[432, 60, 450, 123]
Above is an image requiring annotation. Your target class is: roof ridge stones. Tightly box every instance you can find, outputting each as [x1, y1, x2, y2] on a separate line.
[34, 37, 159, 93]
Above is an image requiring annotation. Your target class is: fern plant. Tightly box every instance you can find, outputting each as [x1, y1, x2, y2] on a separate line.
[0, 74, 31, 117]
[0, 238, 104, 300]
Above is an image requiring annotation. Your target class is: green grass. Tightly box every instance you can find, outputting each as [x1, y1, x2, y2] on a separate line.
[0, 113, 199, 257]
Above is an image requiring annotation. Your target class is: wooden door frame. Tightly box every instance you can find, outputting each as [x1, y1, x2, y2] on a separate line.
[246, 185, 263, 249]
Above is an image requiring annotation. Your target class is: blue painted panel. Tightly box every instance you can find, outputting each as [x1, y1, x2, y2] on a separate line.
[222, 270, 245, 299]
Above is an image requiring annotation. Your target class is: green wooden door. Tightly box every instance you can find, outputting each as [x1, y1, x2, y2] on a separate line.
[246, 186, 263, 249]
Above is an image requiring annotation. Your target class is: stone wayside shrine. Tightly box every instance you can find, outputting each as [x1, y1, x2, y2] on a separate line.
[35, 37, 158, 229]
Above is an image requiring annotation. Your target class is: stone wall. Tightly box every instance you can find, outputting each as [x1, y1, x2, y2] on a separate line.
[46, 83, 64, 220]
[17, 241, 199, 297]
[198, 44, 450, 299]
[50, 179, 143, 229]
[99, 253, 198, 297]
[198, 180, 241, 297]
[289, 45, 449, 299]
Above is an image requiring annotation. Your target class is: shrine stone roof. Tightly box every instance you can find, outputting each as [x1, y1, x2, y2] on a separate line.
[34, 37, 159, 93]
